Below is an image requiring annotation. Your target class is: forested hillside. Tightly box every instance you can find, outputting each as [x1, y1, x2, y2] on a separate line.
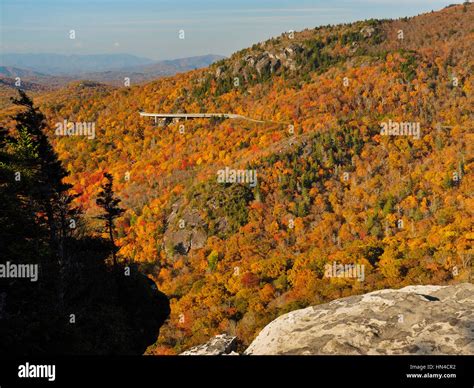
[1, 4, 472, 354]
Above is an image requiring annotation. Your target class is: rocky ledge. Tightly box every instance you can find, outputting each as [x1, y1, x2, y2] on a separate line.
[245, 283, 474, 355]
[181, 284, 474, 355]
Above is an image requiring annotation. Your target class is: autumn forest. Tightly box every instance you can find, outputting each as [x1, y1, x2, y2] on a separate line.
[0, 3, 472, 355]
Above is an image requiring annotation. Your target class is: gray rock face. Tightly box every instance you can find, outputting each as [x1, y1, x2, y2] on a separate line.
[163, 202, 207, 255]
[245, 284, 474, 355]
[215, 66, 225, 79]
[360, 26, 375, 38]
[180, 335, 238, 355]
[213, 44, 304, 81]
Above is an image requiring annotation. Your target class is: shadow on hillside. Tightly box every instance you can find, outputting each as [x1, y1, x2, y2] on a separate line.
[0, 237, 170, 356]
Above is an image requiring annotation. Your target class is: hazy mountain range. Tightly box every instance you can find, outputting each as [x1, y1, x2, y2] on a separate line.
[0, 53, 225, 86]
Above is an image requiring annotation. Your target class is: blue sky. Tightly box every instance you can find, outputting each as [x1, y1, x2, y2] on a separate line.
[0, 0, 464, 60]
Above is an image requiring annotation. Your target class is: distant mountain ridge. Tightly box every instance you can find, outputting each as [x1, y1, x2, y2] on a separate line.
[0, 66, 47, 78]
[76, 54, 226, 85]
[0, 53, 225, 78]
[0, 54, 226, 104]
[0, 53, 155, 75]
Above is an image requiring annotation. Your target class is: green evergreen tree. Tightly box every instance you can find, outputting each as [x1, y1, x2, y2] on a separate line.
[10, 90, 73, 248]
[96, 172, 125, 268]
[10, 90, 78, 311]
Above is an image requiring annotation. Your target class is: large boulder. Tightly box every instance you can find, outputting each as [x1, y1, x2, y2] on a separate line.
[245, 283, 474, 355]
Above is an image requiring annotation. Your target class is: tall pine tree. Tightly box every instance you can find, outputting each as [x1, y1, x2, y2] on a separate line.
[10, 90, 78, 310]
[96, 172, 124, 269]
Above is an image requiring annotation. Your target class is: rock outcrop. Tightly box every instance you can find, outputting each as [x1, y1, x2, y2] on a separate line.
[212, 44, 305, 83]
[163, 202, 208, 255]
[180, 334, 238, 355]
[245, 283, 474, 355]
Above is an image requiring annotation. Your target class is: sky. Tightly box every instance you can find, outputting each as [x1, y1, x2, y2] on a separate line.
[0, 0, 466, 61]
